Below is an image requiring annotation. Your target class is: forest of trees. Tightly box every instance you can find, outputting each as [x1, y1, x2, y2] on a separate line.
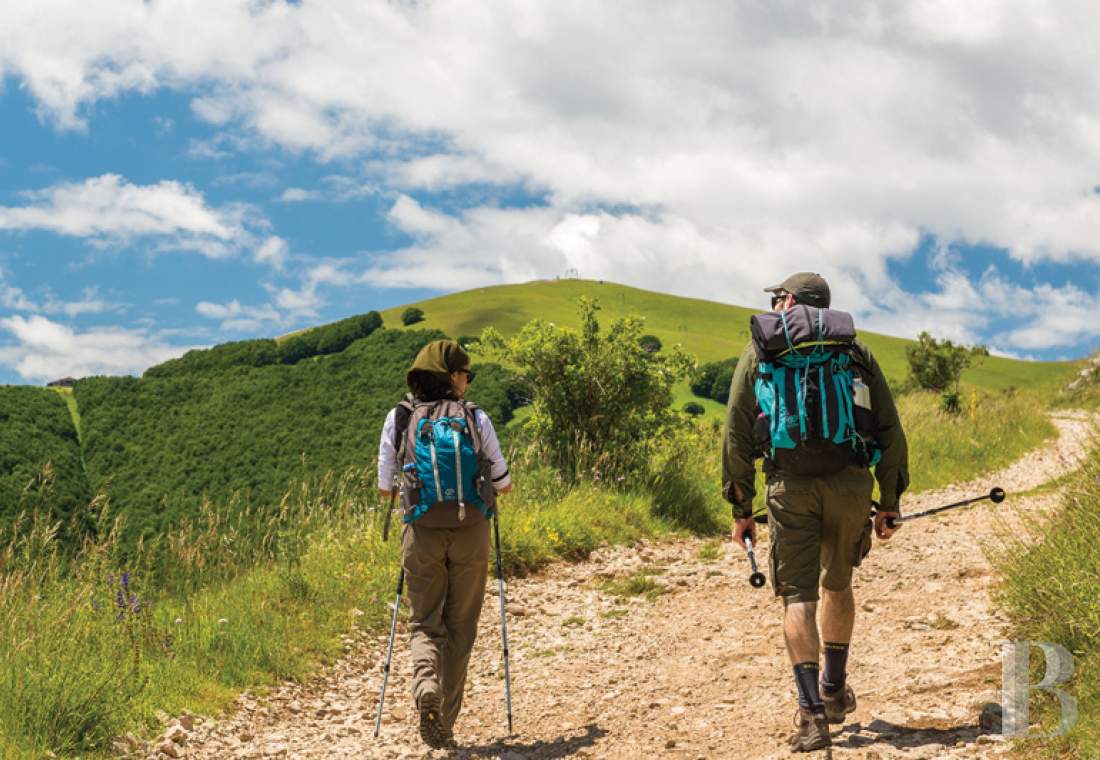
[1, 324, 527, 550]
[0, 387, 89, 535]
[144, 312, 383, 378]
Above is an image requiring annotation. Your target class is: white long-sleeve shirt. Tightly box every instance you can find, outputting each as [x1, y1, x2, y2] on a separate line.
[377, 405, 511, 491]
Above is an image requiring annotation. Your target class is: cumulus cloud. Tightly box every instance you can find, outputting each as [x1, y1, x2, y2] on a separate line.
[4, 1, 1100, 353]
[0, 174, 249, 257]
[0, 314, 190, 381]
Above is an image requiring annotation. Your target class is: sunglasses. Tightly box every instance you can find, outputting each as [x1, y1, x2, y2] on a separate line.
[770, 292, 789, 309]
[457, 369, 476, 383]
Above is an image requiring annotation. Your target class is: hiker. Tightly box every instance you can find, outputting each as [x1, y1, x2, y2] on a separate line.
[723, 273, 909, 753]
[377, 339, 512, 749]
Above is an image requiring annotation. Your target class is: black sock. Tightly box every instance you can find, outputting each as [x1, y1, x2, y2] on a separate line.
[822, 641, 850, 694]
[793, 662, 824, 713]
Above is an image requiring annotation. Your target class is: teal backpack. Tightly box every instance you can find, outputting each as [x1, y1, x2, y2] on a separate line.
[394, 397, 495, 528]
[750, 306, 880, 476]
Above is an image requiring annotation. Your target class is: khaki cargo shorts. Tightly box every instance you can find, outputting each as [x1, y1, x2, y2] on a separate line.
[766, 465, 875, 604]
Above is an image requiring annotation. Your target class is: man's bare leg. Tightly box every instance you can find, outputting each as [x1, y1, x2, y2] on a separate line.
[784, 600, 820, 663]
[820, 586, 854, 643]
[820, 585, 855, 698]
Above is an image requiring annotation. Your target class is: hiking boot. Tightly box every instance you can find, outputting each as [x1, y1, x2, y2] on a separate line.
[417, 692, 451, 749]
[822, 683, 856, 724]
[789, 707, 831, 753]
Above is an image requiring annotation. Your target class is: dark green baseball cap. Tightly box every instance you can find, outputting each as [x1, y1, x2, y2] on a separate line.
[763, 272, 831, 308]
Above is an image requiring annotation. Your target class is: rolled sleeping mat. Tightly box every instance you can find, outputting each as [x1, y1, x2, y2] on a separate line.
[750, 305, 856, 361]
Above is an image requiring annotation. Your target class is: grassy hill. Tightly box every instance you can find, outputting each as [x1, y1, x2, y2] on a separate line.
[0, 278, 1082, 548]
[380, 279, 1078, 398]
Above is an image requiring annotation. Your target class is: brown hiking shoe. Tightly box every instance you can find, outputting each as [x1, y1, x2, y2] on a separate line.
[417, 693, 451, 749]
[789, 707, 831, 753]
[822, 683, 857, 724]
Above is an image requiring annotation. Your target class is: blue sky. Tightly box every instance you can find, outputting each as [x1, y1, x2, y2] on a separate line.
[2, 1, 1100, 385]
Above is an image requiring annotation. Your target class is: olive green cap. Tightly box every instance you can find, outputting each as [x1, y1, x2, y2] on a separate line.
[406, 339, 470, 388]
[763, 272, 831, 308]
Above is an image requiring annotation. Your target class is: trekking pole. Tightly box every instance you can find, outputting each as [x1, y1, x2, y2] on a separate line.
[373, 566, 405, 738]
[492, 512, 515, 735]
[743, 531, 767, 588]
[879, 487, 1006, 529]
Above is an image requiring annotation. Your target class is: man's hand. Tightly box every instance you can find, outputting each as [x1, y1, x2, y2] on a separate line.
[497, 483, 513, 496]
[874, 510, 900, 540]
[733, 516, 756, 549]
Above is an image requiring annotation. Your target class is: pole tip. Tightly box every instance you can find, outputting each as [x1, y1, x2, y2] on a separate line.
[750, 572, 766, 588]
[990, 487, 1006, 504]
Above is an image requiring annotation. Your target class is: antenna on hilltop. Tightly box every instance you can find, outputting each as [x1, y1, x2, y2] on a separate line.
[564, 268, 579, 280]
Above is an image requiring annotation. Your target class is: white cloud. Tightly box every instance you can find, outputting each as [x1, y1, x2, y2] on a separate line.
[254, 236, 289, 270]
[42, 287, 119, 318]
[0, 174, 248, 257]
[195, 299, 282, 333]
[277, 176, 375, 204]
[196, 262, 351, 332]
[0, 314, 190, 381]
[279, 187, 318, 203]
[5, 2, 1100, 353]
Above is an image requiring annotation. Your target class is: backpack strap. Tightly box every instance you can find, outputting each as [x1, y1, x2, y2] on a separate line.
[392, 396, 416, 457]
[459, 400, 485, 453]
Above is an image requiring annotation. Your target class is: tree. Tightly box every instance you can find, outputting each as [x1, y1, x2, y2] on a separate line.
[478, 299, 694, 479]
[638, 334, 662, 353]
[681, 401, 706, 416]
[905, 332, 987, 393]
[690, 357, 739, 404]
[401, 307, 425, 326]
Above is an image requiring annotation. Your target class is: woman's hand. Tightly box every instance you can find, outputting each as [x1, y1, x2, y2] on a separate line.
[497, 483, 513, 496]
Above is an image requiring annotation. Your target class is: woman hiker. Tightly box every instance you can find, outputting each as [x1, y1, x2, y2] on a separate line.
[377, 339, 512, 748]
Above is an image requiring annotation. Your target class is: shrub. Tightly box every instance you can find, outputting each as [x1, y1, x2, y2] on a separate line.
[638, 334, 662, 353]
[479, 298, 694, 480]
[456, 335, 479, 349]
[465, 363, 530, 425]
[401, 307, 425, 326]
[905, 331, 986, 392]
[682, 402, 706, 416]
[691, 357, 739, 404]
[940, 389, 961, 415]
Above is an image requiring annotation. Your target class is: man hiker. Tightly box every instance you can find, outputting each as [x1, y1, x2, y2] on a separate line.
[723, 273, 909, 752]
[377, 339, 512, 748]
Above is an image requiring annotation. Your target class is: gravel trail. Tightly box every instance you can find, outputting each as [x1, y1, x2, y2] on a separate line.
[153, 411, 1094, 760]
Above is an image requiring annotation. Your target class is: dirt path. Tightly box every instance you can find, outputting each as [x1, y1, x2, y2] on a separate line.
[164, 411, 1094, 760]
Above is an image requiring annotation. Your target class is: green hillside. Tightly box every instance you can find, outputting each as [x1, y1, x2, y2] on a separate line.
[71, 329, 430, 546]
[380, 279, 1078, 393]
[0, 387, 89, 535]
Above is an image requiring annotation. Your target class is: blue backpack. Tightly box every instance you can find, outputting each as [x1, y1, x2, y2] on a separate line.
[750, 306, 880, 476]
[394, 397, 494, 528]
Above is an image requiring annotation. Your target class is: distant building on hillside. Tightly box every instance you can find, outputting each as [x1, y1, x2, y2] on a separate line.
[46, 377, 76, 388]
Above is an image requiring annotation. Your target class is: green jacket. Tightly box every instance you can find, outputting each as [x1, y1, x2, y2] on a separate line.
[722, 339, 909, 518]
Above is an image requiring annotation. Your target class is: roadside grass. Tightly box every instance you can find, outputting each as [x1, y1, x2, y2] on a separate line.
[991, 438, 1100, 757]
[897, 388, 1057, 493]
[696, 539, 722, 563]
[599, 573, 667, 601]
[0, 423, 725, 758]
